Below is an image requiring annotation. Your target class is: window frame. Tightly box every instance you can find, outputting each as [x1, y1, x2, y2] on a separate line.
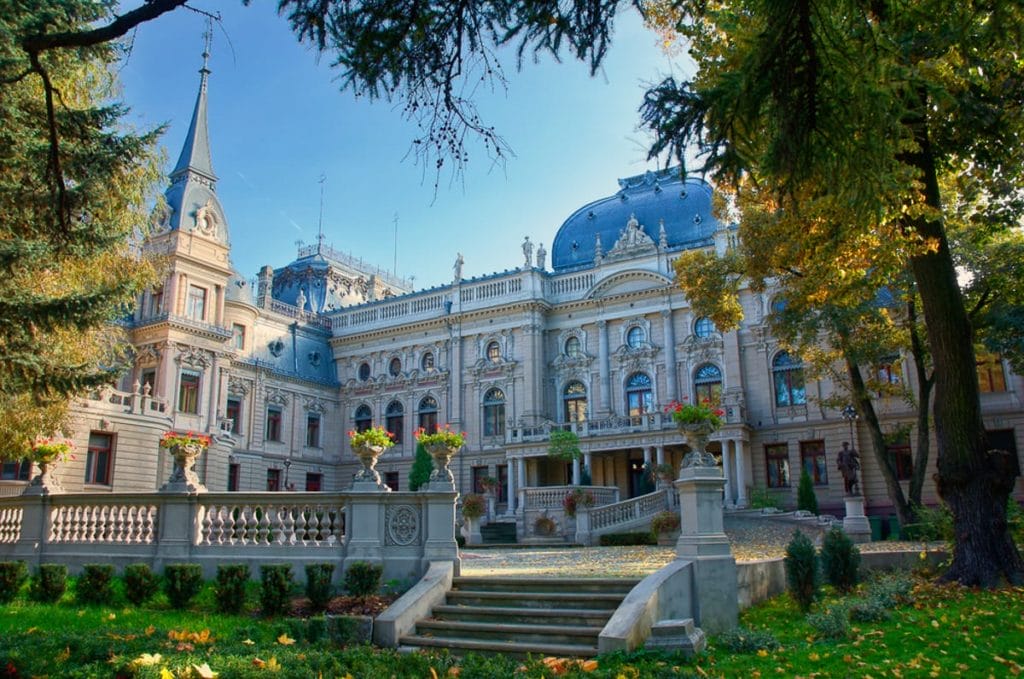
[694, 317, 716, 338]
[486, 341, 501, 363]
[232, 323, 246, 350]
[625, 372, 653, 417]
[483, 387, 506, 437]
[564, 336, 582, 358]
[388, 357, 402, 376]
[799, 439, 828, 485]
[563, 381, 588, 423]
[418, 395, 439, 433]
[85, 431, 115, 486]
[305, 472, 323, 492]
[772, 351, 807, 407]
[765, 443, 790, 488]
[385, 400, 404, 445]
[178, 370, 201, 414]
[357, 362, 371, 381]
[226, 397, 242, 434]
[306, 412, 321, 448]
[266, 468, 281, 492]
[354, 404, 373, 433]
[227, 463, 240, 491]
[265, 405, 283, 442]
[694, 363, 723, 405]
[186, 284, 207, 321]
[626, 326, 645, 348]
[1, 458, 31, 481]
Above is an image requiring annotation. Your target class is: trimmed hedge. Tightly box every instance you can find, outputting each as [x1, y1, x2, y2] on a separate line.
[214, 564, 250, 614]
[260, 564, 293, 616]
[305, 563, 334, 612]
[77, 564, 115, 605]
[0, 561, 28, 603]
[124, 563, 159, 605]
[164, 564, 203, 609]
[344, 561, 382, 598]
[599, 531, 657, 546]
[30, 564, 66, 603]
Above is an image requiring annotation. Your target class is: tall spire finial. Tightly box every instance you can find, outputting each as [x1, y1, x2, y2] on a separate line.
[201, 17, 213, 73]
[317, 174, 327, 253]
[170, 19, 216, 182]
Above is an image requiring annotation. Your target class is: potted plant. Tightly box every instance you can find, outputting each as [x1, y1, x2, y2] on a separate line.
[415, 425, 465, 484]
[562, 488, 596, 518]
[460, 493, 486, 545]
[349, 426, 395, 486]
[651, 510, 681, 545]
[665, 397, 724, 466]
[24, 437, 75, 495]
[534, 515, 557, 537]
[159, 431, 212, 492]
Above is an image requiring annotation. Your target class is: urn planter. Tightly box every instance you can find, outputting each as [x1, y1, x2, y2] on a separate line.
[160, 442, 208, 493]
[352, 443, 387, 487]
[679, 422, 719, 468]
[425, 443, 458, 484]
[22, 460, 64, 496]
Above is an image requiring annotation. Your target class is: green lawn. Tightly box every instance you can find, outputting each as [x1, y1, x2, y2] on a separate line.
[0, 575, 1021, 677]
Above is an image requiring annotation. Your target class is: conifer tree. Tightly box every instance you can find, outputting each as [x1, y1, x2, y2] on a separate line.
[408, 442, 434, 491]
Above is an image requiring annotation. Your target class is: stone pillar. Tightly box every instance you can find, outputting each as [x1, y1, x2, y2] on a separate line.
[216, 284, 226, 326]
[675, 462, 738, 634]
[656, 445, 665, 466]
[421, 490, 461, 573]
[344, 486, 387, 568]
[11, 495, 49, 565]
[517, 457, 527, 516]
[735, 440, 749, 508]
[597, 319, 611, 415]
[843, 496, 872, 543]
[662, 309, 678, 402]
[450, 330, 463, 427]
[177, 273, 187, 315]
[721, 441, 734, 508]
[506, 459, 517, 515]
[574, 505, 592, 546]
[165, 272, 179, 317]
[158, 343, 178, 403]
[206, 354, 220, 433]
[154, 494, 197, 573]
[643, 446, 653, 465]
[572, 458, 581, 486]
[584, 452, 593, 481]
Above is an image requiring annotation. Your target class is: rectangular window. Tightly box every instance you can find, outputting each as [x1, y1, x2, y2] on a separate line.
[0, 458, 31, 481]
[306, 413, 321, 448]
[227, 463, 240, 491]
[384, 471, 400, 492]
[226, 397, 241, 434]
[149, 288, 163, 316]
[266, 406, 282, 442]
[977, 354, 1007, 393]
[471, 466, 489, 494]
[140, 369, 156, 395]
[186, 285, 207, 321]
[178, 370, 200, 414]
[765, 443, 790, 488]
[85, 432, 114, 485]
[305, 472, 323, 492]
[232, 323, 246, 350]
[266, 468, 281, 492]
[800, 440, 828, 485]
[885, 436, 913, 481]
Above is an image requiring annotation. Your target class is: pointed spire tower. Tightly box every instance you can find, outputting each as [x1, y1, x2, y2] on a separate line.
[157, 20, 229, 247]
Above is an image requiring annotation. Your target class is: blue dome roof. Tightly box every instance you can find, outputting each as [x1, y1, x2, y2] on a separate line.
[551, 169, 719, 270]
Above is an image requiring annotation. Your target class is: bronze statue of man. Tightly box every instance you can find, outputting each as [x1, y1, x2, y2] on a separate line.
[837, 441, 860, 494]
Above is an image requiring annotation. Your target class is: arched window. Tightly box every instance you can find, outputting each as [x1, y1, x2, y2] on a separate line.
[486, 341, 501, 363]
[626, 372, 653, 416]
[418, 395, 439, 433]
[694, 317, 716, 338]
[563, 381, 588, 423]
[421, 351, 435, 371]
[564, 336, 582, 358]
[353, 404, 373, 432]
[694, 363, 723, 405]
[772, 351, 806, 407]
[357, 362, 371, 381]
[482, 388, 506, 437]
[626, 326, 645, 348]
[385, 400, 404, 444]
[388, 357, 402, 376]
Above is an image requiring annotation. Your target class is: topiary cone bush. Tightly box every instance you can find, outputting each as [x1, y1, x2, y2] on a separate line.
[408, 442, 433, 491]
[797, 469, 819, 515]
[260, 564, 294, 616]
[0, 561, 28, 603]
[305, 563, 335, 612]
[821, 526, 861, 593]
[785, 530, 820, 612]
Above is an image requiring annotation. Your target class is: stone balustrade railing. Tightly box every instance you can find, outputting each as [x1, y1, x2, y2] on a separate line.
[521, 485, 619, 510]
[508, 413, 669, 444]
[587, 489, 670, 532]
[82, 386, 168, 416]
[0, 488, 458, 581]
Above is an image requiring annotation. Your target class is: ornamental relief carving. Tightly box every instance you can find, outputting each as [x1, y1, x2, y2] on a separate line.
[385, 505, 421, 546]
[176, 345, 211, 368]
[265, 387, 289, 406]
[227, 376, 251, 396]
[304, 396, 328, 414]
[133, 344, 161, 366]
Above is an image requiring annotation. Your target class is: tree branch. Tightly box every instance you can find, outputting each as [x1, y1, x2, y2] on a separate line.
[21, 0, 189, 53]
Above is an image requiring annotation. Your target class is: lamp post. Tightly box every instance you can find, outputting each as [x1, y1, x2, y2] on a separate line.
[841, 404, 859, 448]
[283, 458, 292, 491]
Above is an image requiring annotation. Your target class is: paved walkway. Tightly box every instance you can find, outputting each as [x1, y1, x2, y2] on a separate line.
[460, 514, 934, 578]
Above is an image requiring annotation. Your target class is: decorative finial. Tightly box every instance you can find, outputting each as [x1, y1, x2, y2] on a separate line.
[201, 17, 213, 73]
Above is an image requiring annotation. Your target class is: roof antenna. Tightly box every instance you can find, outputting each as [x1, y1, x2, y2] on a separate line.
[317, 173, 327, 254]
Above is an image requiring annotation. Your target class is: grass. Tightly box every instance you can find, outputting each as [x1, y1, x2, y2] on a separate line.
[0, 574, 1021, 677]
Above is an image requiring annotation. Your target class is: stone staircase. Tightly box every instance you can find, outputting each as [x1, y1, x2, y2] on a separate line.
[479, 521, 517, 544]
[399, 576, 640, 657]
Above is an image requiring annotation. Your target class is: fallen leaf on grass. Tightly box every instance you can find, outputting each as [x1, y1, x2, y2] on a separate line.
[192, 662, 218, 678]
[276, 633, 295, 645]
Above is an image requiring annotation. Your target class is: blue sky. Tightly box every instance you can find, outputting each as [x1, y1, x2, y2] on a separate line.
[118, 2, 685, 291]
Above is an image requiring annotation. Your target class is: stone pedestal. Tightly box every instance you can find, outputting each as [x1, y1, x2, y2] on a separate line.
[842, 496, 872, 543]
[159, 444, 208, 494]
[644, 618, 706, 657]
[674, 463, 738, 634]
[22, 462, 64, 496]
[464, 516, 483, 546]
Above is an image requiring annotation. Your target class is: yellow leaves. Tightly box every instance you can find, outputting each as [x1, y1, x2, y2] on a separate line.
[253, 657, 282, 672]
[931, 619, 940, 628]
[242, 638, 256, 646]
[56, 647, 70, 663]
[107, 612, 116, 620]
[757, 649, 769, 657]
[145, 625, 156, 636]
[534, 657, 601, 675]
[168, 629, 213, 644]
[131, 653, 163, 668]
[808, 652, 820, 661]
[192, 663, 218, 678]
[160, 669, 175, 679]
[276, 633, 296, 645]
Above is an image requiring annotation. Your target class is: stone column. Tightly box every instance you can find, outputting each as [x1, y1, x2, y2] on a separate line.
[517, 457, 527, 515]
[721, 441, 734, 508]
[597, 319, 611, 415]
[165, 273, 179, 316]
[643, 446, 652, 465]
[177, 274, 187, 315]
[662, 309, 678, 402]
[735, 440, 749, 508]
[158, 343, 178, 403]
[675, 462, 738, 634]
[449, 331, 463, 427]
[216, 284, 226, 326]
[345, 484, 388, 569]
[154, 494, 198, 574]
[572, 458, 581, 486]
[656, 445, 665, 466]
[584, 452, 593, 481]
[206, 354, 220, 432]
[506, 458, 517, 515]
[522, 314, 545, 421]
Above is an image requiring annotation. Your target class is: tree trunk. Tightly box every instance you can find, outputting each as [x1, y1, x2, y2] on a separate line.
[907, 298, 932, 509]
[904, 113, 1023, 586]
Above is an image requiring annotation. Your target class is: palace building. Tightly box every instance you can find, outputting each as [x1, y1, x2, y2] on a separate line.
[3, 51, 1021, 535]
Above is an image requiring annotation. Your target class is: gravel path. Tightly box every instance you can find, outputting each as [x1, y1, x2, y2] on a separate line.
[460, 514, 939, 578]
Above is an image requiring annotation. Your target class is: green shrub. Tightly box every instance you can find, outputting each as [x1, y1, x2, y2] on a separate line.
[164, 563, 203, 609]
[807, 604, 850, 639]
[214, 564, 250, 614]
[260, 564, 293, 616]
[305, 563, 335, 612]
[547, 429, 581, 461]
[904, 502, 953, 542]
[76, 564, 115, 605]
[865, 571, 914, 608]
[650, 511, 681, 535]
[0, 561, 28, 603]
[599, 531, 658, 546]
[749, 486, 783, 510]
[784, 530, 819, 612]
[562, 488, 595, 518]
[820, 526, 861, 592]
[848, 597, 891, 622]
[797, 469, 819, 515]
[455, 534, 466, 548]
[715, 626, 781, 653]
[408, 442, 433, 491]
[30, 564, 67, 603]
[123, 563, 159, 605]
[344, 561, 383, 598]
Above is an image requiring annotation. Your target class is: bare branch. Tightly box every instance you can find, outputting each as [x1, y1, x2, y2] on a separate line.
[21, 0, 189, 53]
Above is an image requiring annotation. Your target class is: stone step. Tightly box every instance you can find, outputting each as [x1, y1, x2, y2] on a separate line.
[445, 589, 624, 610]
[398, 635, 599, 659]
[431, 604, 613, 627]
[414, 619, 603, 646]
[452, 576, 639, 595]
